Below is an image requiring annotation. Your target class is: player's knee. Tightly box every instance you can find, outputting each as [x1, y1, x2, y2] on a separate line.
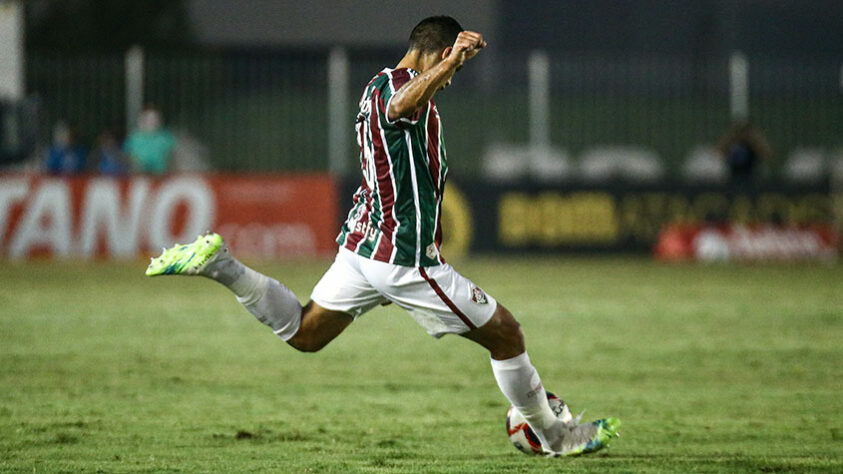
[497, 304, 522, 332]
[508, 319, 525, 343]
[285, 303, 352, 353]
[502, 320, 525, 352]
[463, 304, 525, 358]
[491, 305, 525, 352]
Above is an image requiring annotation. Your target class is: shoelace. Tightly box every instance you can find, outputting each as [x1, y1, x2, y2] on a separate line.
[573, 409, 586, 425]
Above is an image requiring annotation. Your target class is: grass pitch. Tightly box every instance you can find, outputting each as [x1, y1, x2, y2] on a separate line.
[1, 256, 841, 472]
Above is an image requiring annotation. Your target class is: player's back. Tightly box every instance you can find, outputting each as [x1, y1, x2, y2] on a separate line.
[337, 68, 448, 268]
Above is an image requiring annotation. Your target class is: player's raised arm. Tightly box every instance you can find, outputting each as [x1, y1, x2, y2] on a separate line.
[387, 30, 486, 121]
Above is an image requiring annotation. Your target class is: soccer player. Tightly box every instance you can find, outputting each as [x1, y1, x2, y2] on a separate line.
[146, 16, 619, 456]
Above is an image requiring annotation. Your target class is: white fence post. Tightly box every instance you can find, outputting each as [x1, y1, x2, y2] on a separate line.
[327, 47, 349, 177]
[0, 0, 24, 101]
[125, 46, 144, 133]
[729, 51, 749, 121]
[528, 50, 550, 149]
[528, 50, 551, 176]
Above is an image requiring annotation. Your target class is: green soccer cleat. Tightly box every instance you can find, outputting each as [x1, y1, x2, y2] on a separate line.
[545, 417, 621, 457]
[145, 233, 225, 277]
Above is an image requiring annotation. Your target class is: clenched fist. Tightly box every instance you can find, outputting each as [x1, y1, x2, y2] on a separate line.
[447, 31, 487, 67]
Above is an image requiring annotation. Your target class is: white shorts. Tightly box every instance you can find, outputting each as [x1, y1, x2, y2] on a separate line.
[310, 248, 497, 338]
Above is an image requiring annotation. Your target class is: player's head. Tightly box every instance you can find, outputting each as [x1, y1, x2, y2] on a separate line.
[407, 16, 464, 87]
[408, 16, 463, 56]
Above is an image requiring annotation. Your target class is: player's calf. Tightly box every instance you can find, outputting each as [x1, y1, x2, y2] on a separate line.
[286, 302, 354, 353]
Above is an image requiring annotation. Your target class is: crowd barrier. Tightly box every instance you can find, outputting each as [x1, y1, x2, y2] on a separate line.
[1, 174, 836, 261]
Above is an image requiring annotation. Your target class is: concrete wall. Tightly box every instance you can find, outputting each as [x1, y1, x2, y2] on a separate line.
[189, 0, 496, 47]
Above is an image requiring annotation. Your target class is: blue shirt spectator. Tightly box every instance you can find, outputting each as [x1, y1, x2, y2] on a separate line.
[45, 123, 87, 174]
[92, 130, 128, 175]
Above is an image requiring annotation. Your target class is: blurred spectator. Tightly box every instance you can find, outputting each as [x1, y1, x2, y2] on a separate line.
[91, 129, 128, 175]
[716, 121, 773, 184]
[125, 106, 175, 174]
[44, 122, 87, 174]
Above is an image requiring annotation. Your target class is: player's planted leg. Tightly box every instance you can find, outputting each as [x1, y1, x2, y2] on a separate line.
[464, 304, 620, 456]
[146, 233, 302, 340]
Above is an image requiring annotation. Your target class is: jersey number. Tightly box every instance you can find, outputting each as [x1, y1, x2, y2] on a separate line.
[357, 97, 378, 191]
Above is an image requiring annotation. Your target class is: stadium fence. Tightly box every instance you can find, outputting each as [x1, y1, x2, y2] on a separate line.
[17, 48, 843, 179]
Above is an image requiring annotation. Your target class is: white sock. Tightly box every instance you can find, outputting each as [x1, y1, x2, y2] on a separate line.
[204, 255, 302, 340]
[491, 352, 561, 448]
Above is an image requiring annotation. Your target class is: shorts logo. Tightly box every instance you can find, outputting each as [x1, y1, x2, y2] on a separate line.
[471, 287, 488, 305]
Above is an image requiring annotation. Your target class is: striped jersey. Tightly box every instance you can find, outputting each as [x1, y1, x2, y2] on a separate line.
[337, 67, 448, 267]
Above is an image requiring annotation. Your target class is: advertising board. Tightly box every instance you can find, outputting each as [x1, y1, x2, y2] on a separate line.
[0, 174, 338, 259]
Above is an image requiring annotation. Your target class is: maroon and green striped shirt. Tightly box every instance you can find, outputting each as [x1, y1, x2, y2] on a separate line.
[337, 67, 448, 267]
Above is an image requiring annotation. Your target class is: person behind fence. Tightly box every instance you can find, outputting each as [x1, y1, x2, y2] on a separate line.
[91, 129, 129, 176]
[125, 105, 176, 174]
[716, 121, 772, 184]
[44, 122, 87, 175]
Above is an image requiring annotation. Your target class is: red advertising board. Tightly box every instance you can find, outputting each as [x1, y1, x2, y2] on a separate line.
[0, 174, 338, 259]
[655, 224, 838, 262]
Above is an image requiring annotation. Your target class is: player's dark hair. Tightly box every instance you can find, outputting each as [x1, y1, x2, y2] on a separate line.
[408, 16, 464, 54]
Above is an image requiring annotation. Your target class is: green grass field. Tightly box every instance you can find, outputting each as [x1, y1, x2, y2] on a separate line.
[1, 257, 841, 472]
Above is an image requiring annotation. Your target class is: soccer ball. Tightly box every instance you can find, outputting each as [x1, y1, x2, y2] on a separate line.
[505, 391, 573, 454]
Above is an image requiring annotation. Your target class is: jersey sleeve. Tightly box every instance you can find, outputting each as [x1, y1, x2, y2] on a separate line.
[375, 68, 425, 129]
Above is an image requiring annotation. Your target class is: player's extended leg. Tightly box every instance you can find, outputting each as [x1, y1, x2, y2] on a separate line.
[462, 303, 620, 456]
[146, 233, 353, 352]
